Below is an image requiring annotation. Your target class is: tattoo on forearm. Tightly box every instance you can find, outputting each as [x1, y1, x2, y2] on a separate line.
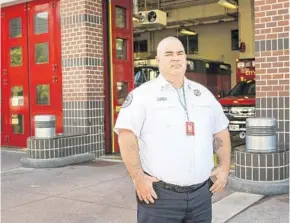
[213, 137, 223, 152]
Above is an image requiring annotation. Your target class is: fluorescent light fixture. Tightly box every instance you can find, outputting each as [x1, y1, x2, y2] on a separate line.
[133, 17, 139, 23]
[218, 0, 238, 9]
[179, 28, 197, 35]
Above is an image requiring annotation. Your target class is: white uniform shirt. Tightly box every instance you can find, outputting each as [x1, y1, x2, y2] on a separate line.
[114, 74, 229, 186]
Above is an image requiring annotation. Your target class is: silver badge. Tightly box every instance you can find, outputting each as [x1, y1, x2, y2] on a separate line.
[194, 89, 201, 96]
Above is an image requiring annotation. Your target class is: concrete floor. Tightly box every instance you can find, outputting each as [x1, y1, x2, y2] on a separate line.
[1, 149, 232, 223]
[1, 144, 289, 223]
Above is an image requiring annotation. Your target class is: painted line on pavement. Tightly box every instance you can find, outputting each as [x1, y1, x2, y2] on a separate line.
[1, 167, 34, 174]
[98, 158, 123, 163]
[212, 192, 264, 223]
[1, 149, 27, 154]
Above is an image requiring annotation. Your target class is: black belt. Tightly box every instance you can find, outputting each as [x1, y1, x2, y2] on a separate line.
[145, 172, 208, 193]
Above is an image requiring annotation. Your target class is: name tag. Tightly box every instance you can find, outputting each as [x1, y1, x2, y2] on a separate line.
[157, 97, 167, 101]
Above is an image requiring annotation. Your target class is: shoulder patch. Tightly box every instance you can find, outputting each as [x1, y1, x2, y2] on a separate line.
[121, 93, 133, 108]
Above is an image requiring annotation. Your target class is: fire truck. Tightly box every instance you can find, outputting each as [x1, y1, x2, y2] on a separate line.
[134, 57, 232, 97]
[218, 58, 256, 139]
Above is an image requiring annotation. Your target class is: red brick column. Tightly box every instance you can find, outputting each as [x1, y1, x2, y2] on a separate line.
[254, 0, 289, 151]
[59, 0, 105, 155]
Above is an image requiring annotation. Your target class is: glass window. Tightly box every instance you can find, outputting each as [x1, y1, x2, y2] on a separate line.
[34, 12, 48, 34]
[36, 85, 50, 105]
[116, 38, 126, 60]
[134, 40, 148, 53]
[10, 17, 22, 38]
[116, 7, 126, 28]
[187, 61, 195, 71]
[117, 82, 128, 105]
[178, 36, 187, 52]
[134, 67, 159, 87]
[12, 114, 24, 134]
[219, 64, 232, 76]
[35, 42, 49, 64]
[10, 47, 23, 67]
[228, 81, 256, 96]
[188, 35, 198, 54]
[11, 86, 24, 106]
[206, 63, 219, 75]
[231, 30, 239, 51]
[177, 35, 198, 54]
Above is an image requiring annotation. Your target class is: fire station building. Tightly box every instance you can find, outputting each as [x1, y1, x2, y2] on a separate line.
[1, 0, 289, 171]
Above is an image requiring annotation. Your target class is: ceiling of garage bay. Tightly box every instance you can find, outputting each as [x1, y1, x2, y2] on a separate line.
[137, 0, 220, 11]
[134, 0, 238, 31]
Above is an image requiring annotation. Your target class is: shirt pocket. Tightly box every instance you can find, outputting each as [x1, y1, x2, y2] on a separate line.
[191, 104, 213, 139]
[152, 103, 180, 129]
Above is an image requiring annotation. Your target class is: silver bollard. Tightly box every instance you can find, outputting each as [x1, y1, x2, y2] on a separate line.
[35, 115, 56, 138]
[246, 118, 277, 153]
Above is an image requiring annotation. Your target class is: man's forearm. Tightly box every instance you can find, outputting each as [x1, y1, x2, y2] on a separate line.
[118, 130, 144, 183]
[213, 129, 231, 172]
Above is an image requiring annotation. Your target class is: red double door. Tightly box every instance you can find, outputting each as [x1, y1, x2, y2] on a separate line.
[1, 0, 62, 147]
[105, 0, 134, 153]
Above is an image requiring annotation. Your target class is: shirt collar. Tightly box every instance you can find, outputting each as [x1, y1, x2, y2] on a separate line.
[157, 73, 193, 91]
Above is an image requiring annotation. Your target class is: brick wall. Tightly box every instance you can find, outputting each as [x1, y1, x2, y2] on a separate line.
[254, 0, 289, 151]
[60, 0, 104, 102]
[59, 0, 105, 155]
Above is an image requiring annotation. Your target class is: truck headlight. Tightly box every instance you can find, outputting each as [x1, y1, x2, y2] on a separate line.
[229, 107, 239, 114]
[229, 107, 255, 116]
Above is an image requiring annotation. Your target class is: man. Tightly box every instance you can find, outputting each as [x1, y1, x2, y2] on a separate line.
[114, 36, 231, 223]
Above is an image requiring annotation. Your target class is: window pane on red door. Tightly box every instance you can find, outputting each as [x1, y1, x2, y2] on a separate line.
[10, 46, 23, 66]
[116, 38, 126, 60]
[11, 114, 24, 134]
[116, 7, 126, 28]
[11, 86, 24, 106]
[9, 17, 22, 38]
[36, 84, 50, 105]
[35, 42, 49, 64]
[34, 12, 48, 34]
[117, 81, 128, 104]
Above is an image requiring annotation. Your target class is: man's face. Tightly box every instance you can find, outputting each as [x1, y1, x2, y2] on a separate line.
[156, 40, 187, 77]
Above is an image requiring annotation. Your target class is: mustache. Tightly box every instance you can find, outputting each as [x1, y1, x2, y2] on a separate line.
[171, 64, 182, 68]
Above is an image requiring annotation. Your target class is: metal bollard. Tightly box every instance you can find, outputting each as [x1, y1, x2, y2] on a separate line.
[246, 118, 277, 153]
[34, 115, 56, 138]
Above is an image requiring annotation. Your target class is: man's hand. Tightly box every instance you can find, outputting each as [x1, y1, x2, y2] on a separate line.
[117, 129, 159, 204]
[210, 167, 229, 193]
[134, 174, 160, 204]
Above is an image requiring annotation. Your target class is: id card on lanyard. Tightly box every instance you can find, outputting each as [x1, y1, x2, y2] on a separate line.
[176, 86, 195, 136]
[186, 121, 195, 135]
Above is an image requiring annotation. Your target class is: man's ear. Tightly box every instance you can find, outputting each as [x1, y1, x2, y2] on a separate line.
[155, 56, 159, 63]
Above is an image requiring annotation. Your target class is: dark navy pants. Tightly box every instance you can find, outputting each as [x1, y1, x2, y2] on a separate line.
[137, 179, 212, 223]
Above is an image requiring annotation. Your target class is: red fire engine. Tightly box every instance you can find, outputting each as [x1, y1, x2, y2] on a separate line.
[134, 57, 232, 97]
[218, 58, 256, 139]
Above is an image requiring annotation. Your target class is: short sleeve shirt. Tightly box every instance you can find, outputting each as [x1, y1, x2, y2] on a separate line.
[114, 74, 229, 186]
